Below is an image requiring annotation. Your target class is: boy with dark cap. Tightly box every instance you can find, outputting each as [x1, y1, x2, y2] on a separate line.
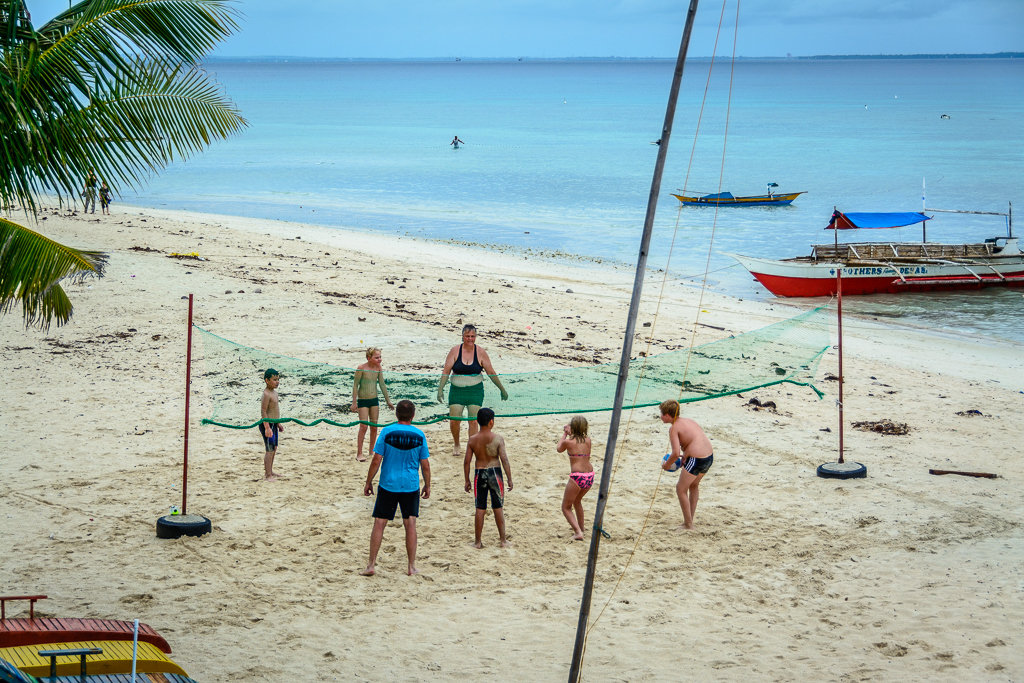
[260, 368, 284, 481]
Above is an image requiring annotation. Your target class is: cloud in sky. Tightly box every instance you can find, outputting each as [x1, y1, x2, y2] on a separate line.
[26, 0, 1024, 57]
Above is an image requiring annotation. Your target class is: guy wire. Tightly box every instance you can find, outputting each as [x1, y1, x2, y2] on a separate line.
[679, 0, 741, 399]
[577, 1, 735, 674]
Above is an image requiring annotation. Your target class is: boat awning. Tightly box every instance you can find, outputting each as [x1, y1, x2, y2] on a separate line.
[827, 211, 931, 230]
[703, 192, 734, 200]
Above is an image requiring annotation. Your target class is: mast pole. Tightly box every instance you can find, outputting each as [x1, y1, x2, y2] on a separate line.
[183, 293, 193, 514]
[922, 178, 927, 242]
[567, 1, 701, 680]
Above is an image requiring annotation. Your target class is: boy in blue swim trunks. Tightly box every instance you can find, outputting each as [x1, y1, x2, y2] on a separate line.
[660, 399, 713, 531]
[464, 408, 513, 548]
[260, 368, 284, 481]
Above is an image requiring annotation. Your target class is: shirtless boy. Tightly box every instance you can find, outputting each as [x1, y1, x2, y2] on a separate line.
[351, 346, 395, 462]
[260, 368, 285, 481]
[463, 408, 513, 548]
[660, 399, 713, 530]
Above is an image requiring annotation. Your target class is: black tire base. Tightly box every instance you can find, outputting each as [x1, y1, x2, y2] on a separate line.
[156, 514, 212, 539]
[816, 461, 867, 479]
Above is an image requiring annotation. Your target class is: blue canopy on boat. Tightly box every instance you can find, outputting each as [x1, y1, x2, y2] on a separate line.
[827, 211, 931, 230]
[702, 192, 734, 200]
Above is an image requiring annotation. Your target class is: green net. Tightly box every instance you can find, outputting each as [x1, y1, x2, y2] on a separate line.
[197, 306, 830, 429]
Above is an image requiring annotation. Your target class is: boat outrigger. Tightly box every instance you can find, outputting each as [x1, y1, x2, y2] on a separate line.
[729, 203, 1020, 297]
[672, 182, 805, 207]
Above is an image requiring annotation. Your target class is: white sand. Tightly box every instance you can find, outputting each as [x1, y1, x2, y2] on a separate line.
[2, 205, 1021, 681]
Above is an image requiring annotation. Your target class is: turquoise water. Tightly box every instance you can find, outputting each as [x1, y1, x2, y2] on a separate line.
[133, 58, 1024, 341]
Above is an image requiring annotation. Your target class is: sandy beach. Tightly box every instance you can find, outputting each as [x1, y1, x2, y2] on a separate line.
[2, 205, 1022, 682]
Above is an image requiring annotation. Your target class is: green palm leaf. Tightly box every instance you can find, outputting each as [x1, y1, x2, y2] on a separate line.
[0, 0, 245, 328]
[0, 216, 107, 329]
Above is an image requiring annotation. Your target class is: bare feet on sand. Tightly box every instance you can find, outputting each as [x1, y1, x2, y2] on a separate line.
[673, 524, 696, 532]
[356, 454, 366, 462]
[572, 531, 584, 541]
[359, 566, 375, 576]
[472, 541, 483, 549]
[408, 567, 419, 576]
[500, 540, 512, 548]
[264, 473, 282, 482]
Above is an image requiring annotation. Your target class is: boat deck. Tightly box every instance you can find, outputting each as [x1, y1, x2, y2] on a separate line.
[810, 241, 1004, 262]
[0, 641, 187, 678]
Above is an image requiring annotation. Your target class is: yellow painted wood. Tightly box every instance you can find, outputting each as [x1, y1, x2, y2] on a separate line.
[0, 641, 187, 678]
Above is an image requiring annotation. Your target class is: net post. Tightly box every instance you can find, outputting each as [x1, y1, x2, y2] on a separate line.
[183, 294, 193, 514]
[837, 269, 844, 464]
[567, 1, 701, 680]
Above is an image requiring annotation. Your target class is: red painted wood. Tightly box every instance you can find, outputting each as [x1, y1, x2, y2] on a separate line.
[0, 619, 171, 653]
[752, 271, 1024, 297]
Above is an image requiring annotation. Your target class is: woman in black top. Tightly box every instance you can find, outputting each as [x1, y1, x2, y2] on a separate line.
[438, 324, 508, 455]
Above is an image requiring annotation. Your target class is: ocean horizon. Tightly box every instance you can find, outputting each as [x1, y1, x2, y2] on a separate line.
[130, 57, 1023, 341]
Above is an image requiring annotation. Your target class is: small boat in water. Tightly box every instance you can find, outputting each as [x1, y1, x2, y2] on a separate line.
[672, 182, 805, 207]
[729, 206, 1022, 297]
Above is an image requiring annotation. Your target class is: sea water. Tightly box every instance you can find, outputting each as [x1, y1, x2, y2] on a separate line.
[132, 58, 1024, 341]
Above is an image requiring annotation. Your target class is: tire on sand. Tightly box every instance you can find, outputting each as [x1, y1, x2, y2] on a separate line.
[156, 514, 212, 539]
[816, 461, 867, 479]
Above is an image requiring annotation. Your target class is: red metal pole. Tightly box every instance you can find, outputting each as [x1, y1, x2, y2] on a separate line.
[837, 265, 844, 464]
[183, 294, 193, 514]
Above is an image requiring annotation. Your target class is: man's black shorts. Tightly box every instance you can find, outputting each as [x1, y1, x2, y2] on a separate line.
[372, 486, 420, 520]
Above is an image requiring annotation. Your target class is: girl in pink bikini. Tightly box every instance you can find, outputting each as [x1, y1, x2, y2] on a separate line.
[556, 416, 594, 540]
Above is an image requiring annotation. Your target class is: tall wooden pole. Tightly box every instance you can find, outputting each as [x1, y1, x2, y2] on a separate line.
[567, 1, 701, 680]
[182, 294, 193, 514]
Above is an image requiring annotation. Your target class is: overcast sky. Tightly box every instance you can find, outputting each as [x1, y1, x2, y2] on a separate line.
[29, 0, 1024, 58]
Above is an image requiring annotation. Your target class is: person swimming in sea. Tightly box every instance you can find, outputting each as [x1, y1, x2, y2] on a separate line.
[451, 135, 465, 148]
[351, 347, 395, 462]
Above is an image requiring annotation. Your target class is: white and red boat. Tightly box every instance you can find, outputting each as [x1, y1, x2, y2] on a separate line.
[729, 208, 1023, 297]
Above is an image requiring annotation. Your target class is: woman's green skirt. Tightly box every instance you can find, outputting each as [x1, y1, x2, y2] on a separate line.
[448, 382, 485, 407]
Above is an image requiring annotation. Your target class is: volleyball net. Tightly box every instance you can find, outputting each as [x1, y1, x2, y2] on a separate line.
[196, 306, 830, 429]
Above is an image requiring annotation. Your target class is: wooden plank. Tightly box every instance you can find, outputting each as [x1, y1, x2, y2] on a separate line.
[45, 673, 198, 682]
[0, 641, 187, 678]
[0, 620, 170, 653]
[929, 469, 997, 479]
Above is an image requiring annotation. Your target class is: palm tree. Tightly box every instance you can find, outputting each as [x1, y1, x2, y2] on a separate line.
[1, 0, 247, 329]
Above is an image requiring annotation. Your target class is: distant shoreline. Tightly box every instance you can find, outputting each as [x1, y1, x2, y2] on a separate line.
[205, 52, 1023, 63]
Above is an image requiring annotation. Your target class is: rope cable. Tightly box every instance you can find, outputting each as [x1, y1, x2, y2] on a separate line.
[679, 0, 741, 399]
[577, 1, 738, 671]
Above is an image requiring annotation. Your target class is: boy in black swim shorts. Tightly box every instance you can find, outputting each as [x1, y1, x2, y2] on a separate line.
[660, 399, 714, 531]
[464, 408, 513, 548]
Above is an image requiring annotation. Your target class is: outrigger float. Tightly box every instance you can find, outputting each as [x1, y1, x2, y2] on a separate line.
[672, 182, 805, 207]
[729, 203, 1020, 297]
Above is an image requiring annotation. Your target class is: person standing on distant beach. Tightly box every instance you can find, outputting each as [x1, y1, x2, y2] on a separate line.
[464, 408, 513, 548]
[556, 416, 594, 541]
[438, 324, 508, 456]
[660, 399, 713, 531]
[260, 368, 285, 481]
[99, 181, 112, 215]
[82, 170, 97, 214]
[451, 135, 464, 148]
[361, 400, 431, 577]
[351, 346, 394, 462]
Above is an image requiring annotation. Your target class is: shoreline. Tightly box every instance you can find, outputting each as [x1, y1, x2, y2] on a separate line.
[2, 204, 1022, 681]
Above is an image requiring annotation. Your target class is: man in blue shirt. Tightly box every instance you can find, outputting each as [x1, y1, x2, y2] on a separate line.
[360, 399, 431, 576]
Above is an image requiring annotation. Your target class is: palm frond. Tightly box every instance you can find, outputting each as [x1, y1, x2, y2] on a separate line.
[0, 0, 246, 211]
[0, 216, 107, 329]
